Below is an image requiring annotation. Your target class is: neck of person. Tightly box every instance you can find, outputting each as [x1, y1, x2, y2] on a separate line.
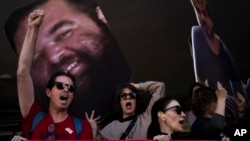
[205, 30, 220, 55]
[159, 123, 173, 138]
[49, 106, 69, 123]
[119, 113, 136, 122]
[123, 112, 135, 119]
[203, 112, 212, 118]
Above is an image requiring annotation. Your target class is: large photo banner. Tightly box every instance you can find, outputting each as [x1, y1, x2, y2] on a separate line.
[4, 0, 132, 119]
[189, 0, 248, 120]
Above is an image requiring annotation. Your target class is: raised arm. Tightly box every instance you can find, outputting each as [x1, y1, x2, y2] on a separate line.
[17, 9, 44, 118]
[215, 81, 227, 116]
[132, 81, 166, 118]
[208, 81, 227, 131]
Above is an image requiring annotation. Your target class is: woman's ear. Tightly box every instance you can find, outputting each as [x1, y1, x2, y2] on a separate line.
[157, 111, 166, 121]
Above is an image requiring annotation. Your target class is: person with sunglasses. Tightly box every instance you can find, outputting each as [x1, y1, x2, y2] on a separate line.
[147, 97, 186, 141]
[95, 81, 166, 139]
[16, 9, 93, 140]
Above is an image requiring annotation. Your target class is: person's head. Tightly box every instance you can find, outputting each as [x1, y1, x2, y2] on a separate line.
[188, 82, 205, 97]
[147, 97, 186, 139]
[46, 71, 76, 111]
[5, 0, 131, 117]
[113, 83, 140, 118]
[191, 86, 217, 117]
[190, 0, 215, 38]
[184, 82, 205, 111]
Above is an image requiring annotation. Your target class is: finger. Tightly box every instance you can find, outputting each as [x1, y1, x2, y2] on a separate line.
[236, 92, 245, 102]
[11, 136, 15, 141]
[20, 136, 27, 141]
[12, 135, 18, 141]
[30, 12, 38, 19]
[94, 116, 101, 121]
[30, 9, 44, 19]
[85, 112, 89, 120]
[37, 9, 44, 16]
[34, 9, 44, 16]
[224, 137, 229, 141]
[236, 92, 244, 99]
[217, 81, 223, 90]
[153, 136, 159, 141]
[90, 110, 95, 118]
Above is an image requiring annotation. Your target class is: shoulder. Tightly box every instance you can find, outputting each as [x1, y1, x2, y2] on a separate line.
[22, 101, 44, 137]
[192, 116, 209, 125]
[192, 25, 203, 34]
[105, 120, 119, 127]
[101, 120, 119, 131]
[79, 119, 93, 139]
[23, 100, 42, 121]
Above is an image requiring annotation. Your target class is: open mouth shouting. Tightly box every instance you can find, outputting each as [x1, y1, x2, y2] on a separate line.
[125, 102, 132, 109]
[59, 95, 69, 104]
[177, 119, 186, 130]
[179, 119, 185, 125]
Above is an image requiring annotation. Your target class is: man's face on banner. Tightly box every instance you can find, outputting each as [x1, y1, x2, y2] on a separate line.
[15, 0, 106, 92]
[12, 0, 131, 117]
[193, 2, 214, 38]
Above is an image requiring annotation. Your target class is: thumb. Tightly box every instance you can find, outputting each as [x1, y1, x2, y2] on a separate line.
[217, 81, 223, 90]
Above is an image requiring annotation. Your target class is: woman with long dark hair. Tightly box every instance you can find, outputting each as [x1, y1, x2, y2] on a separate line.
[147, 97, 186, 141]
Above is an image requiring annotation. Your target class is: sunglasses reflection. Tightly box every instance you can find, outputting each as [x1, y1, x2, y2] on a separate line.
[120, 92, 137, 100]
[54, 82, 75, 92]
[164, 106, 183, 115]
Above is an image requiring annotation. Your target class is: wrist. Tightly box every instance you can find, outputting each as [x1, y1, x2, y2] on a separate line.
[217, 98, 226, 103]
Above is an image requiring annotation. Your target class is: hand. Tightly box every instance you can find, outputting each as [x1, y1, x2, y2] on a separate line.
[235, 91, 246, 112]
[221, 135, 230, 141]
[11, 135, 27, 141]
[153, 134, 170, 141]
[85, 110, 101, 137]
[130, 82, 139, 89]
[216, 81, 227, 100]
[28, 9, 44, 28]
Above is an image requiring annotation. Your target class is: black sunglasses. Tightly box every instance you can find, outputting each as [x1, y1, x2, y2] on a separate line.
[120, 92, 137, 100]
[164, 105, 183, 115]
[54, 82, 75, 92]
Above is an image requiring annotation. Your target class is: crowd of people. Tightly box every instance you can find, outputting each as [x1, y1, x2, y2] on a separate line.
[6, 0, 250, 141]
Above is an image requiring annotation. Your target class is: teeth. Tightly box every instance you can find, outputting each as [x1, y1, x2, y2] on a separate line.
[65, 62, 77, 72]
